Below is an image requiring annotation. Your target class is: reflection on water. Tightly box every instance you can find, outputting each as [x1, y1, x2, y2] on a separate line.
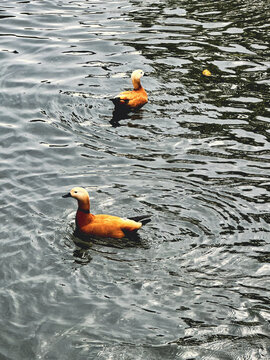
[0, 0, 269, 359]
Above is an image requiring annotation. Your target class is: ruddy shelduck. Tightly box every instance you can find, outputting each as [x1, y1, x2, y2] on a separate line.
[63, 187, 151, 239]
[110, 69, 148, 111]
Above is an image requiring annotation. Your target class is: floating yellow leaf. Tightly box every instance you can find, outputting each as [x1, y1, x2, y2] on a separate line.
[202, 69, 211, 76]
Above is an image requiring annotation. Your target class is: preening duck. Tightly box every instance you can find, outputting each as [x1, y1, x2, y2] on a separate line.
[62, 187, 151, 239]
[110, 69, 148, 111]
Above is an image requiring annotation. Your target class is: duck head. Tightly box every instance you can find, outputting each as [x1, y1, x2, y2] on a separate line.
[131, 69, 144, 90]
[62, 187, 90, 211]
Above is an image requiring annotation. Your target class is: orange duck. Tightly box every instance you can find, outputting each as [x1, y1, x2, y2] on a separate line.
[110, 69, 148, 111]
[63, 187, 151, 239]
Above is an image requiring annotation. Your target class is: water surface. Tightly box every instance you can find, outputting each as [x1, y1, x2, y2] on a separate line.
[0, 0, 270, 359]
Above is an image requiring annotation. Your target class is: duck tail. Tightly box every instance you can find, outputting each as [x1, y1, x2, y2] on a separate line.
[110, 97, 129, 106]
[110, 97, 119, 105]
[129, 214, 151, 225]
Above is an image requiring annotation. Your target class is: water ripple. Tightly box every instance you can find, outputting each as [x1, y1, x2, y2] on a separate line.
[0, 0, 269, 359]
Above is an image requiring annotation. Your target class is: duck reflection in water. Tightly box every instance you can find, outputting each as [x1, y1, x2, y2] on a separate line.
[110, 109, 145, 127]
[69, 220, 150, 265]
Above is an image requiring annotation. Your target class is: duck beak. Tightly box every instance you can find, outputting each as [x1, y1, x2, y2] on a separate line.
[62, 192, 71, 198]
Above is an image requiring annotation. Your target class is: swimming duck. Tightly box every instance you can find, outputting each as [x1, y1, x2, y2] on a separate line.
[110, 69, 148, 111]
[62, 187, 151, 239]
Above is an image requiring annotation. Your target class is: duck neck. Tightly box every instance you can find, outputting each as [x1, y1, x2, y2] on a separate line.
[77, 198, 90, 213]
[132, 77, 142, 90]
[76, 198, 94, 228]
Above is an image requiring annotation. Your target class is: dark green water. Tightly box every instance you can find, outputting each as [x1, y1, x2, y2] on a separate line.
[0, 0, 269, 359]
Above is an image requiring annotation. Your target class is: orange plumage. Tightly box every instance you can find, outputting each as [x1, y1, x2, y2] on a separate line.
[63, 187, 150, 239]
[110, 69, 148, 111]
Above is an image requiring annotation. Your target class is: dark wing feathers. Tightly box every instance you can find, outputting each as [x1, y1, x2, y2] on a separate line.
[129, 214, 151, 225]
[110, 97, 129, 106]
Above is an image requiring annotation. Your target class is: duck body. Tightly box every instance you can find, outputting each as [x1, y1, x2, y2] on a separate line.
[110, 69, 148, 111]
[76, 212, 144, 239]
[63, 187, 150, 239]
